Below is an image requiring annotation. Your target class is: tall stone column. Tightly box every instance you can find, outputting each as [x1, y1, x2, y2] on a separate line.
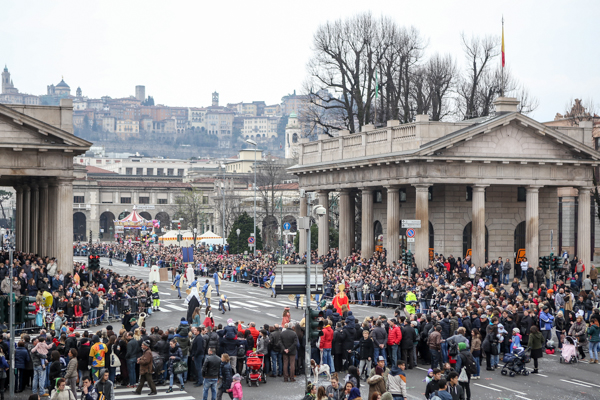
[56, 179, 74, 274]
[30, 182, 39, 254]
[15, 186, 23, 251]
[38, 182, 49, 257]
[414, 184, 431, 270]
[578, 187, 592, 276]
[526, 186, 541, 270]
[386, 187, 400, 263]
[317, 191, 329, 257]
[471, 185, 488, 268]
[361, 189, 374, 257]
[338, 190, 352, 259]
[299, 196, 307, 255]
[23, 185, 31, 253]
[349, 193, 356, 251]
[47, 182, 59, 262]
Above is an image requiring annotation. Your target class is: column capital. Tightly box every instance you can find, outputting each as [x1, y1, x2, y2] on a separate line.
[56, 177, 75, 187]
[472, 184, 489, 192]
[38, 181, 48, 189]
[578, 186, 595, 195]
[359, 188, 373, 194]
[338, 189, 352, 195]
[526, 185, 543, 193]
[412, 184, 431, 192]
[385, 186, 400, 193]
[23, 185, 31, 192]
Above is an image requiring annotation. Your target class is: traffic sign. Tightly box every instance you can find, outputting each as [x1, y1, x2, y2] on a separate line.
[407, 238, 415, 243]
[283, 222, 291, 231]
[402, 220, 421, 229]
[406, 229, 415, 238]
[248, 237, 255, 244]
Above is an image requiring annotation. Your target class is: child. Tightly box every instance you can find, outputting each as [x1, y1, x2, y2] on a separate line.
[423, 368, 434, 383]
[228, 373, 243, 400]
[511, 327, 523, 353]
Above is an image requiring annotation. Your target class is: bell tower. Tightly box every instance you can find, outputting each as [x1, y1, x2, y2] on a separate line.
[212, 91, 219, 107]
[2, 65, 10, 94]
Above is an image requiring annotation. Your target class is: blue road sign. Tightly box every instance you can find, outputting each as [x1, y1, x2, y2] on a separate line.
[283, 222, 291, 230]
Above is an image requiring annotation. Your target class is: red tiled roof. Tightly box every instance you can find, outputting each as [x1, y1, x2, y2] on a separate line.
[97, 181, 192, 188]
[86, 166, 117, 174]
[192, 178, 217, 183]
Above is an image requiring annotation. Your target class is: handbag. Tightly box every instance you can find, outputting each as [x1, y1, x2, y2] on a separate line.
[0, 368, 6, 379]
[458, 367, 469, 383]
[171, 284, 176, 290]
[110, 345, 121, 367]
[173, 361, 188, 375]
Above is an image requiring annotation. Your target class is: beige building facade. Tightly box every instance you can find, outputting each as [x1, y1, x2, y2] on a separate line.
[289, 98, 600, 274]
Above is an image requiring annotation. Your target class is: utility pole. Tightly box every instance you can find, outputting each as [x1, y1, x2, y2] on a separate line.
[304, 194, 312, 384]
[8, 235, 15, 398]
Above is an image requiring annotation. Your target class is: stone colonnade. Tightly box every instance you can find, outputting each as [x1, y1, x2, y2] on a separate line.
[14, 178, 74, 273]
[316, 185, 592, 272]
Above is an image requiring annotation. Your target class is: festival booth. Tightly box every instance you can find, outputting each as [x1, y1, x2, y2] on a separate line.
[114, 207, 156, 240]
[158, 229, 195, 246]
[197, 230, 226, 246]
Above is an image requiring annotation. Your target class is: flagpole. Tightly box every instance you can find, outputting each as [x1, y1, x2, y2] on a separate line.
[374, 69, 378, 125]
[501, 16, 505, 97]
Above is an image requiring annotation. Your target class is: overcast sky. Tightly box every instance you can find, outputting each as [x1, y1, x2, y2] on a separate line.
[1, 1, 598, 122]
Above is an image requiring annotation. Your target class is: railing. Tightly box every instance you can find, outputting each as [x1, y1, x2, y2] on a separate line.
[343, 135, 362, 147]
[304, 143, 318, 154]
[367, 130, 388, 143]
[392, 124, 416, 140]
[322, 140, 339, 151]
[73, 203, 91, 210]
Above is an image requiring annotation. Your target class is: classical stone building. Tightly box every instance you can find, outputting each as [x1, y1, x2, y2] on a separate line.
[0, 100, 92, 273]
[289, 98, 600, 274]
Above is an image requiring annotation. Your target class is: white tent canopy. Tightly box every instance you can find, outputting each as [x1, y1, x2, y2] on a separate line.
[198, 230, 221, 239]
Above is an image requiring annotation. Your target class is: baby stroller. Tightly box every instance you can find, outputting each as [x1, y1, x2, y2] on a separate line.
[151, 351, 165, 385]
[559, 336, 579, 364]
[245, 352, 267, 386]
[500, 348, 531, 377]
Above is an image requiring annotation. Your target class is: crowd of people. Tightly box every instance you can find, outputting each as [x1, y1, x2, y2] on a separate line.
[4, 241, 600, 400]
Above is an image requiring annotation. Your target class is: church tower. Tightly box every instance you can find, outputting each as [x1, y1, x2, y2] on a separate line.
[212, 91, 219, 107]
[2, 66, 10, 94]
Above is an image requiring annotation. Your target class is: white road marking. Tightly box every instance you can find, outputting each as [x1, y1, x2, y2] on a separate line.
[515, 396, 533, 400]
[266, 313, 278, 318]
[163, 304, 187, 311]
[234, 301, 258, 308]
[246, 300, 275, 307]
[159, 292, 171, 295]
[473, 383, 501, 392]
[571, 378, 600, 388]
[115, 392, 193, 399]
[489, 384, 526, 394]
[560, 379, 591, 387]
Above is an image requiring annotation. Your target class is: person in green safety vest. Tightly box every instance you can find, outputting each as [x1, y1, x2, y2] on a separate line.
[151, 281, 161, 311]
[405, 288, 417, 315]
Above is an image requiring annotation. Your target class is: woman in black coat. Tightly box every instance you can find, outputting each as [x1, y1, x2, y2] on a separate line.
[48, 351, 62, 390]
[332, 323, 344, 373]
[482, 325, 498, 371]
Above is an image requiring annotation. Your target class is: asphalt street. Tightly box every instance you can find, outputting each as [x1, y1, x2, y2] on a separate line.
[64, 256, 600, 400]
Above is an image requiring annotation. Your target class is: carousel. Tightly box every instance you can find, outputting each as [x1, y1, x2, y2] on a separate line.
[114, 206, 159, 241]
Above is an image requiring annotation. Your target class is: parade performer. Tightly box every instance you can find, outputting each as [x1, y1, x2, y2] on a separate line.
[151, 281, 161, 311]
[202, 279, 213, 307]
[405, 288, 417, 314]
[332, 283, 349, 315]
[184, 286, 202, 324]
[269, 272, 277, 298]
[213, 270, 222, 295]
[219, 294, 231, 314]
[149, 265, 160, 284]
[186, 263, 195, 285]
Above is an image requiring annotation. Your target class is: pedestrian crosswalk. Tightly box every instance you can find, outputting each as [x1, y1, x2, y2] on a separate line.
[114, 385, 194, 400]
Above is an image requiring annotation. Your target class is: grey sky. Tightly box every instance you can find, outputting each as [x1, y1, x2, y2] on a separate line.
[1, 1, 598, 121]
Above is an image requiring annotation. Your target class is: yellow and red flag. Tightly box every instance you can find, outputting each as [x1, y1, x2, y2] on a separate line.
[501, 17, 505, 67]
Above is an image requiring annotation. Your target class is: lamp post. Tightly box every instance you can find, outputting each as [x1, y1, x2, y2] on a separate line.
[220, 163, 226, 247]
[245, 139, 258, 256]
[236, 228, 240, 254]
[193, 227, 197, 247]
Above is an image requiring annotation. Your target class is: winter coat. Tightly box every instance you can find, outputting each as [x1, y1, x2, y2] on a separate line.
[256, 335, 269, 355]
[218, 361, 233, 390]
[65, 357, 78, 379]
[167, 345, 183, 374]
[320, 325, 334, 349]
[400, 325, 417, 349]
[139, 348, 154, 375]
[367, 374, 387, 400]
[387, 325, 402, 346]
[355, 337, 375, 360]
[587, 324, 600, 343]
[569, 321, 588, 345]
[15, 346, 31, 369]
[387, 365, 407, 397]
[280, 329, 298, 356]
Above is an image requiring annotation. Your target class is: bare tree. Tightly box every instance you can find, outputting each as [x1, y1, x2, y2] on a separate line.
[173, 188, 210, 231]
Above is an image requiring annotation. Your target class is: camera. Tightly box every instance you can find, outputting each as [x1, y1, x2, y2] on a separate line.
[314, 206, 326, 216]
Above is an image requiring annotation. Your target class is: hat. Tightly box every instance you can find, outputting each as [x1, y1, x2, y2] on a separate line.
[232, 374, 242, 381]
[458, 342, 467, 351]
[378, 355, 385, 362]
[513, 328, 520, 333]
[142, 340, 151, 347]
[130, 317, 137, 323]
[181, 317, 186, 322]
[69, 327, 75, 333]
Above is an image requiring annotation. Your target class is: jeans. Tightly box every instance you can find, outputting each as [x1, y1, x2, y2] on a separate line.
[441, 341, 449, 364]
[388, 344, 398, 366]
[503, 273, 510, 285]
[127, 358, 137, 386]
[589, 341, 600, 360]
[420, 301, 428, 314]
[108, 366, 116, 384]
[473, 356, 481, 377]
[357, 291, 363, 305]
[370, 293, 376, 306]
[430, 349, 441, 370]
[271, 351, 283, 375]
[89, 308, 97, 325]
[203, 378, 218, 400]
[322, 348, 335, 372]
[170, 372, 184, 387]
[359, 358, 372, 377]
[32, 365, 45, 394]
[374, 347, 387, 367]
[194, 355, 205, 384]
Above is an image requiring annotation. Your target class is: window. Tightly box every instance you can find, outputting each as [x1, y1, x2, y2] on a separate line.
[374, 190, 383, 203]
[203, 195, 209, 204]
[96, 159, 102, 164]
[139, 197, 150, 204]
[121, 197, 132, 204]
[466, 186, 473, 201]
[136, 168, 143, 175]
[167, 168, 174, 176]
[147, 168, 153, 176]
[73, 196, 84, 203]
[428, 186, 433, 201]
[158, 198, 168, 204]
[177, 169, 184, 176]
[517, 187, 526, 202]
[399, 188, 407, 202]
[157, 168, 164, 176]
[126, 168, 133, 175]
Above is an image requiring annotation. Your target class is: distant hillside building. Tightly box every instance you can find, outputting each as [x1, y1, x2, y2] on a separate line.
[135, 85, 146, 102]
[0, 65, 41, 105]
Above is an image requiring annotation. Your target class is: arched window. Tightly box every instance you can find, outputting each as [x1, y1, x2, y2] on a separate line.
[463, 222, 488, 262]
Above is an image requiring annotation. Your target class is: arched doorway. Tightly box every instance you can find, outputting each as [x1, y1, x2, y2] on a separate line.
[514, 221, 526, 263]
[73, 212, 86, 241]
[463, 222, 488, 262]
[154, 212, 171, 235]
[262, 215, 278, 252]
[374, 220, 383, 250]
[139, 211, 152, 221]
[99, 211, 115, 240]
[118, 211, 130, 220]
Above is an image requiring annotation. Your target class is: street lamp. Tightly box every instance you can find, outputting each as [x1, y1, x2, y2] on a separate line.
[193, 227, 197, 247]
[236, 228, 240, 254]
[245, 138, 257, 256]
[220, 163, 226, 247]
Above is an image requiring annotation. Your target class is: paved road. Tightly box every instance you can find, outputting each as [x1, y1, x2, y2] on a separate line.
[68, 256, 600, 400]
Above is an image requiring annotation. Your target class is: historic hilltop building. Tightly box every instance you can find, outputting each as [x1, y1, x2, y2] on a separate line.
[289, 97, 600, 275]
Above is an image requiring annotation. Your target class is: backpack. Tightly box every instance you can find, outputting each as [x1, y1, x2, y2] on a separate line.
[448, 340, 458, 357]
[236, 344, 246, 358]
[461, 352, 477, 375]
[59, 356, 68, 377]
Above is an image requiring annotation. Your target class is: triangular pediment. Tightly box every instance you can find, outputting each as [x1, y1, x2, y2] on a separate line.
[0, 103, 92, 152]
[418, 112, 600, 161]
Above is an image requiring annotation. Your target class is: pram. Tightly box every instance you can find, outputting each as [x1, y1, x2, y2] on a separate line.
[245, 352, 267, 387]
[152, 351, 165, 385]
[559, 336, 579, 363]
[500, 348, 531, 377]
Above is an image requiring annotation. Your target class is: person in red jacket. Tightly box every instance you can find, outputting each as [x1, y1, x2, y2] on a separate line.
[248, 322, 260, 345]
[387, 318, 402, 366]
[320, 322, 335, 372]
